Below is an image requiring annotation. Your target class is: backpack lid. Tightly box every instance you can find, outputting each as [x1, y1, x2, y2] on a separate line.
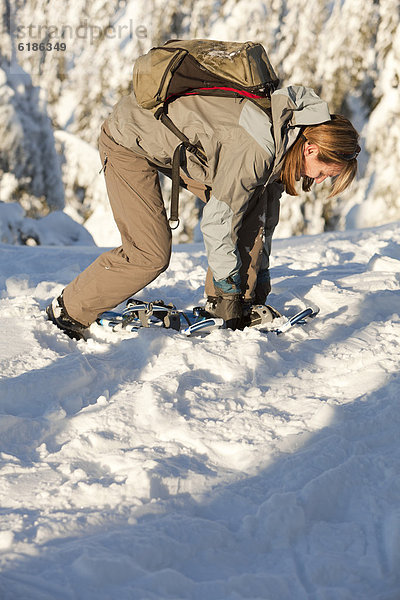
[133, 39, 279, 111]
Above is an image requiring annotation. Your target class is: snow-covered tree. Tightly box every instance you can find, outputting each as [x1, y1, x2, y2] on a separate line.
[1, 0, 400, 243]
[0, 54, 64, 216]
[346, 0, 400, 229]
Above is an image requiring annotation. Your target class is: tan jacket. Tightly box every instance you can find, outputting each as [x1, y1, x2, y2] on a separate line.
[106, 86, 330, 281]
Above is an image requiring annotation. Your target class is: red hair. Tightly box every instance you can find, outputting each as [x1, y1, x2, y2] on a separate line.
[280, 115, 360, 197]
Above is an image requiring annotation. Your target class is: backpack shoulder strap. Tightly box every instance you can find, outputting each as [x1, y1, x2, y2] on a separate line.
[159, 111, 207, 229]
[158, 112, 207, 163]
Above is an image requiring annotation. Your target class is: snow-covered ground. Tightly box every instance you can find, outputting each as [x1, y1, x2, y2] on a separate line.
[1, 223, 400, 600]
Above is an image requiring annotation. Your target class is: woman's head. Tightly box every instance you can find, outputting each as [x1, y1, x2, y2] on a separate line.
[281, 114, 360, 197]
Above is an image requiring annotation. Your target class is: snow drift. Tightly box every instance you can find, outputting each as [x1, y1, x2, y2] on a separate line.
[0, 223, 400, 599]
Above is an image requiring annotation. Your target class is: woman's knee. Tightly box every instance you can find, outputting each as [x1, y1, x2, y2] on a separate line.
[151, 245, 172, 274]
[121, 243, 171, 274]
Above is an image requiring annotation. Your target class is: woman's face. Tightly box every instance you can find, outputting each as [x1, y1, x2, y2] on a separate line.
[302, 142, 343, 184]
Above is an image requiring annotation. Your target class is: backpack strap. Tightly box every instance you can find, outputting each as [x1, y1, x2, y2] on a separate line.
[159, 112, 207, 163]
[158, 111, 208, 229]
[170, 143, 184, 229]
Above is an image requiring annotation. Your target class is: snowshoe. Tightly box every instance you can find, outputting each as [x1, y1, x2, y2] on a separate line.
[96, 298, 319, 337]
[96, 298, 190, 333]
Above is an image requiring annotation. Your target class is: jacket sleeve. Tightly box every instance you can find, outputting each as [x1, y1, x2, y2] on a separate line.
[200, 134, 275, 282]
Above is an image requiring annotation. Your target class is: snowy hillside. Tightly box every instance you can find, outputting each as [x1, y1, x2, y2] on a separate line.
[1, 224, 400, 599]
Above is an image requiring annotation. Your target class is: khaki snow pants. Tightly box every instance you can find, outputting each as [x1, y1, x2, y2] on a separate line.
[63, 123, 280, 326]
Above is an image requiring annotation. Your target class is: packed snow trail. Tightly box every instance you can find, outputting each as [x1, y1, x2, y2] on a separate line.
[0, 224, 400, 599]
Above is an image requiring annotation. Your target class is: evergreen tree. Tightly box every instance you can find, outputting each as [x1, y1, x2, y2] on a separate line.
[353, 0, 400, 228]
[0, 53, 64, 215]
[1, 0, 400, 242]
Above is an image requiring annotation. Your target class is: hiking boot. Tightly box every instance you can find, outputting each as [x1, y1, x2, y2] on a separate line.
[46, 293, 88, 340]
[204, 296, 219, 317]
[204, 294, 242, 330]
